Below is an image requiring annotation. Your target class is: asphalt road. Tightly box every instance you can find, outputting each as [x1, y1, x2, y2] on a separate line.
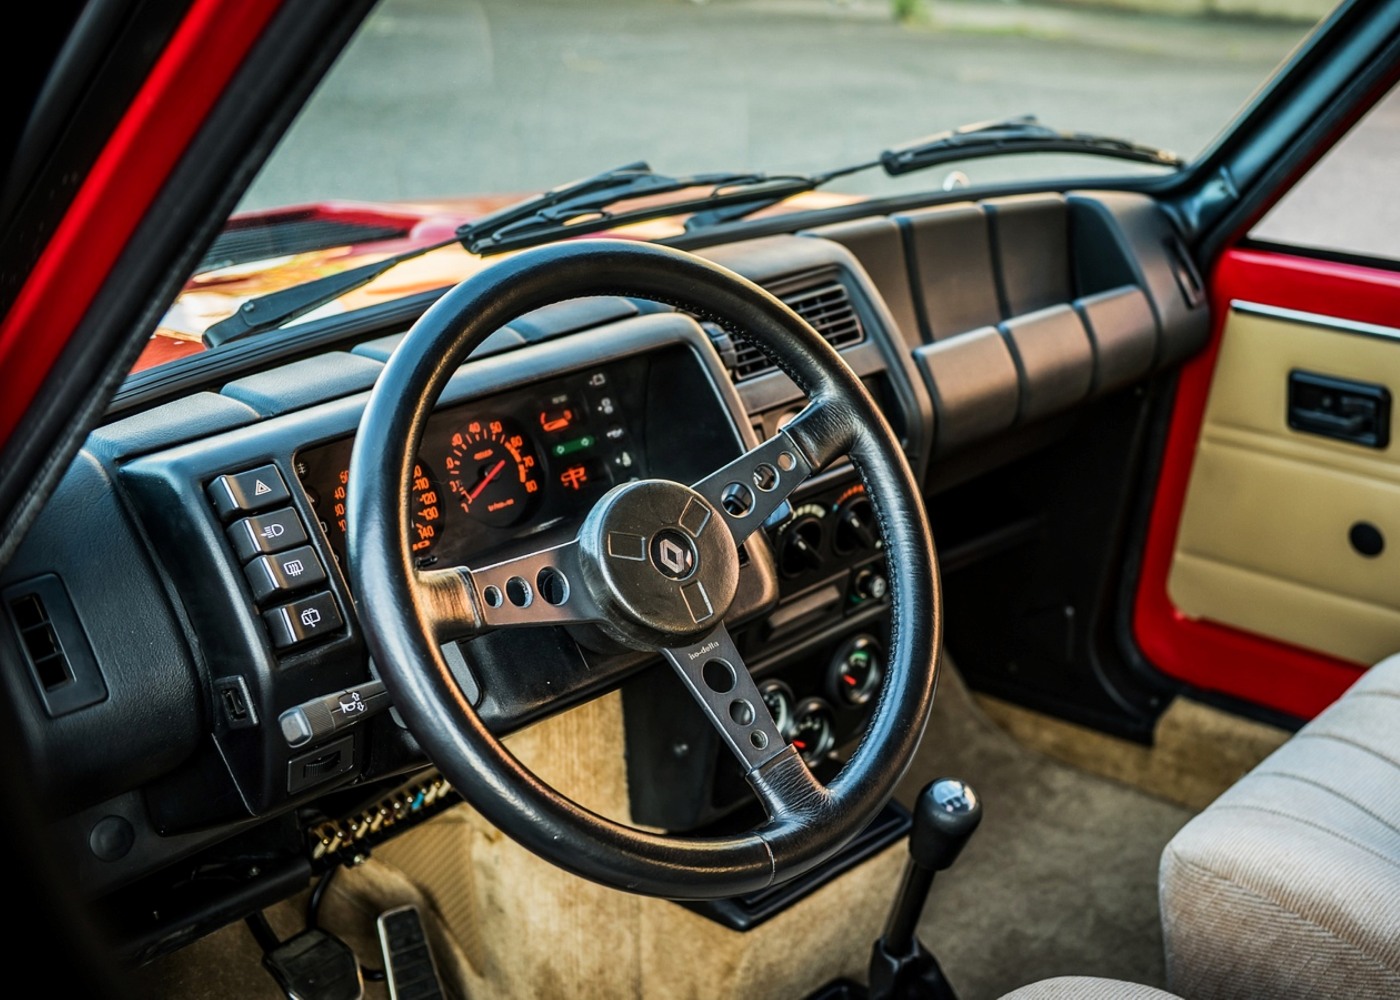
[243, 0, 1319, 208]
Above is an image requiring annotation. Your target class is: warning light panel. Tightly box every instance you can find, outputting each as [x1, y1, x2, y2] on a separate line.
[539, 404, 574, 433]
[560, 464, 589, 491]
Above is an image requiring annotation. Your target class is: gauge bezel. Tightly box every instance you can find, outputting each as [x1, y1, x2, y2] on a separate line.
[828, 633, 884, 708]
[758, 678, 796, 737]
[790, 696, 837, 765]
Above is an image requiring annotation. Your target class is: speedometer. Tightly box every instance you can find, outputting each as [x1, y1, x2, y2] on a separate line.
[444, 416, 543, 527]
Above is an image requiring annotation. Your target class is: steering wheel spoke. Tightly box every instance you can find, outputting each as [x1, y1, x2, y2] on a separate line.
[661, 624, 790, 773]
[690, 424, 817, 546]
[417, 538, 604, 638]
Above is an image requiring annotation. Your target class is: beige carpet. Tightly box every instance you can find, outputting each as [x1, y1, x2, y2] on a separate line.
[900, 662, 1193, 1000]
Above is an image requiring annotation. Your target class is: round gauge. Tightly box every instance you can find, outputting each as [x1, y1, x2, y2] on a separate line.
[408, 460, 444, 558]
[758, 679, 796, 737]
[829, 634, 883, 707]
[790, 698, 836, 765]
[444, 417, 543, 527]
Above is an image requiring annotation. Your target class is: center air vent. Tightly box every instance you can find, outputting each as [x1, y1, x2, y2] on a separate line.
[728, 278, 865, 382]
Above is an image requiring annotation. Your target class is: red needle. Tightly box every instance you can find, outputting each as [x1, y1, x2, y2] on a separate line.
[467, 459, 507, 502]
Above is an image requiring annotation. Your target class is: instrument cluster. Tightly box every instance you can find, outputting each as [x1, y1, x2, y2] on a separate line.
[296, 359, 646, 574]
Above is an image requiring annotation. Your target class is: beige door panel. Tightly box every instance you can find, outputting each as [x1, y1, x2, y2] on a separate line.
[1168, 305, 1400, 664]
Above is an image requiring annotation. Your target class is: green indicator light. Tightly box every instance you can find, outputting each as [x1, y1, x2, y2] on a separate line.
[551, 435, 595, 457]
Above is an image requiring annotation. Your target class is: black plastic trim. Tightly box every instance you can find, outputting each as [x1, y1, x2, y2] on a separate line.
[678, 800, 910, 931]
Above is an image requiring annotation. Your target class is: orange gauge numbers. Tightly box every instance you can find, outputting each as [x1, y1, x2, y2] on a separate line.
[327, 458, 442, 554]
[410, 462, 443, 553]
[444, 417, 542, 527]
[323, 459, 442, 551]
[331, 468, 349, 536]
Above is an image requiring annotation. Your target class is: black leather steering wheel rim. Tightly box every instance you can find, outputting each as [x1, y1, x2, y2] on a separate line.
[348, 238, 940, 899]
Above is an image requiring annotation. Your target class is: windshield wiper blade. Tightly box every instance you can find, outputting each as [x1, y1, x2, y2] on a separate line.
[457, 161, 822, 256]
[202, 235, 458, 347]
[879, 114, 1183, 175]
[684, 115, 1182, 231]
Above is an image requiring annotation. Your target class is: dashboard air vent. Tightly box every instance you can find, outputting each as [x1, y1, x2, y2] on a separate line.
[728, 278, 865, 382]
[3, 575, 107, 717]
[8, 591, 71, 691]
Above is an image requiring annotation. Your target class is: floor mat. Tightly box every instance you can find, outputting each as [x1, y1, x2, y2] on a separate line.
[898, 658, 1193, 1000]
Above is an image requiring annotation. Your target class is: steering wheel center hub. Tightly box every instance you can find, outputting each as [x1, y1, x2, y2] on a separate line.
[578, 479, 740, 647]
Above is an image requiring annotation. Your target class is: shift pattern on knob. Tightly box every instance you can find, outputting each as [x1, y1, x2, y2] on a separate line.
[931, 778, 977, 814]
[912, 777, 982, 872]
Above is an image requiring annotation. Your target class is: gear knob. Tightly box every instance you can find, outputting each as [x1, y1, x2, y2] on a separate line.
[910, 777, 982, 872]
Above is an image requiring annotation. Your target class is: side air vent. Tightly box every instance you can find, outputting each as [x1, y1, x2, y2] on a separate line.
[9, 592, 70, 690]
[728, 278, 866, 382]
[3, 575, 107, 717]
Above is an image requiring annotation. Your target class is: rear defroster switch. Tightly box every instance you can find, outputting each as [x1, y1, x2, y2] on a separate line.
[245, 545, 327, 603]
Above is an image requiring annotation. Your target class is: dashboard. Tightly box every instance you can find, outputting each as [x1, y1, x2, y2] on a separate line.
[0, 190, 1210, 961]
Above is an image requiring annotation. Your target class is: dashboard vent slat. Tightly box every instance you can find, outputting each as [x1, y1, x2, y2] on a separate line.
[722, 278, 865, 382]
[3, 575, 108, 717]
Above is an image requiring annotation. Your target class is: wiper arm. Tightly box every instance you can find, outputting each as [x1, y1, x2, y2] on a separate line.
[457, 161, 823, 256]
[684, 115, 1182, 231]
[201, 162, 821, 346]
[202, 235, 458, 347]
[879, 114, 1183, 175]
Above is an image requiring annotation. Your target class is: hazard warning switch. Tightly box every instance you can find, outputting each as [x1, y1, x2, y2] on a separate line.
[209, 464, 292, 521]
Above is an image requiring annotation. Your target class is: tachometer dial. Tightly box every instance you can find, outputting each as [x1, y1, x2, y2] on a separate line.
[444, 417, 542, 527]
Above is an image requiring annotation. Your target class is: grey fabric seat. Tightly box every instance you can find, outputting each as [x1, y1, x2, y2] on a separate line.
[1159, 655, 1400, 999]
[999, 977, 1181, 999]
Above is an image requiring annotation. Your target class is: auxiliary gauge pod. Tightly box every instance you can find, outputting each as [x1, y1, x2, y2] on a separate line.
[867, 778, 983, 1000]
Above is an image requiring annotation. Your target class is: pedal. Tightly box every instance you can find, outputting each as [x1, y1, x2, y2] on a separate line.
[377, 904, 447, 1000]
[261, 927, 363, 1000]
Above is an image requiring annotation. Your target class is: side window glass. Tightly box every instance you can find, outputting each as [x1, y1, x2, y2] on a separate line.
[1249, 83, 1400, 265]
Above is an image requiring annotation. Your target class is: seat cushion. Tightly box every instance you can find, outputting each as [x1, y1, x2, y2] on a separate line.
[999, 977, 1180, 999]
[1159, 655, 1400, 999]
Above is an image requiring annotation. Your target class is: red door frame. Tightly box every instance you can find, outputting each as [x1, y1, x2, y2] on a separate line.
[0, 0, 282, 450]
[1133, 246, 1400, 720]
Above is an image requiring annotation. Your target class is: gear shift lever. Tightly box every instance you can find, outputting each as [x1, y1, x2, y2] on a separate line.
[868, 778, 982, 1000]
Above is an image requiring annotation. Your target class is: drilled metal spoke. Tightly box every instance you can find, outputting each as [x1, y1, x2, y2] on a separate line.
[417, 538, 604, 638]
[690, 427, 816, 546]
[661, 623, 790, 774]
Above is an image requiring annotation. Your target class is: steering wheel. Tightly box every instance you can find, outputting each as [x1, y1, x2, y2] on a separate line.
[347, 238, 940, 899]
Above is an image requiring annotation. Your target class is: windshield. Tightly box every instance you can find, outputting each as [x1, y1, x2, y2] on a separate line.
[143, 0, 1331, 373]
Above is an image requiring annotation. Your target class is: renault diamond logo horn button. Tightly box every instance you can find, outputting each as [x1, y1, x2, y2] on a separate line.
[650, 529, 697, 580]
